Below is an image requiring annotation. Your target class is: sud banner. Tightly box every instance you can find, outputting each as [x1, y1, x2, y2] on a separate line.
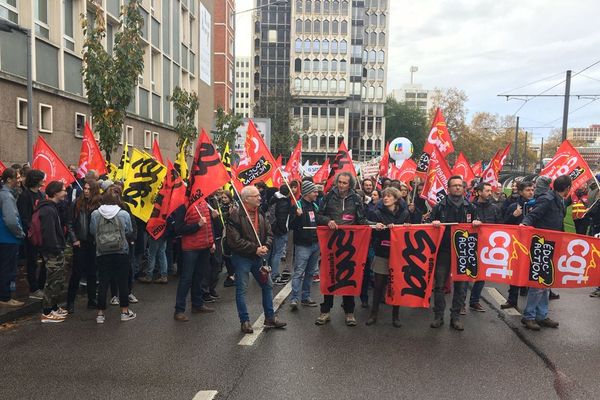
[450, 224, 600, 288]
[387, 225, 443, 308]
[317, 226, 372, 296]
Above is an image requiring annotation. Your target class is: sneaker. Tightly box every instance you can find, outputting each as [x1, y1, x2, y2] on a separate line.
[223, 276, 236, 287]
[289, 299, 299, 311]
[209, 291, 220, 299]
[315, 312, 330, 325]
[460, 306, 467, 315]
[202, 294, 216, 303]
[537, 318, 559, 328]
[345, 313, 357, 327]
[110, 296, 119, 306]
[522, 319, 541, 331]
[301, 299, 318, 307]
[241, 321, 254, 334]
[549, 291, 560, 300]
[128, 293, 139, 304]
[29, 290, 44, 300]
[96, 314, 105, 324]
[281, 269, 291, 279]
[469, 303, 486, 312]
[264, 317, 287, 329]
[450, 319, 464, 331]
[41, 313, 65, 323]
[191, 305, 215, 313]
[313, 274, 320, 283]
[0, 299, 25, 307]
[590, 289, 600, 298]
[500, 302, 517, 309]
[273, 276, 287, 286]
[154, 276, 168, 284]
[121, 309, 136, 321]
[53, 307, 68, 317]
[138, 276, 153, 284]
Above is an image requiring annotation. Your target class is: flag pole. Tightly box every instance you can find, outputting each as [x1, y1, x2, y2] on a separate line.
[229, 179, 263, 246]
[275, 167, 300, 207]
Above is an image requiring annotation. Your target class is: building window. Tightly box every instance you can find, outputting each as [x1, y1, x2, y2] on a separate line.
[296, 19, 303, 33]
[379, 13, 386, 27]
[339, 79, 346, 92]
[379, 32, 385, 45]
[330, 79, 337, 92]
[144, 130, 152, 149]
[331, 39, 338, 53]
[303, 39, 311, 52]
[321, 79, 328, 92]
[369, 50, 376, 62]
[331, 59, 337, 72]
[314, 19, 321, 34]
[322, 59, 329, 72]
[296, 0, 302, 13]
[313, 58, 320, 72]
[122, 126, 134, 146]
[324, 0, 330, 13]
[322, 39, 329, 52]
[294, 78, 301, 91]
[304, 19, 312, 34]
[315, 0, 321, 13]
[303, 78, 310, 91]
[268, 29, 277, 43]
[341, 21, 348, 35]
[295, 39, 302, 52]
[341, 0, 349, 14]
[303, 58, 311, 72]
[39, 103, 53, 133]
[63, 0, 75, 51]
[294, 58, 302, 72]
[17, 98, 27, 129]
[340, 40, 347, 54]
[377, 86, 384, 99]
[312, 78, 319, 92]
[35, 0, 50, 38]
[0, 0, 18, 23]
[75, 113, 86, 138]
[313, 39, 320, 52]
[378, 68, 384, 80]
[340, 59, 347, 72]
[332, 20, 338, 34]
[377, 50, 385, 63]
[306, 0, 312, 13]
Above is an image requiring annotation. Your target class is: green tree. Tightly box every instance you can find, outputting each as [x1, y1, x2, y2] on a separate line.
[213, 106, 242, 154]
[168, 86, 199, 155]
[82, 0, 144, 163]
[384, 97, 428, 156]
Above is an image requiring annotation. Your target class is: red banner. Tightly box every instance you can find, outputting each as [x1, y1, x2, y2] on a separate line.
[312, 158, 330, 184]
[0, 160, 6, 174]
[188, 129, 231, 205]
[77, 122, 107, 179]
[387, 225, 443, 307]
[317, 226, 372, 296]
[452, 152, 475, 185]
[481, 144, 511, 190]
[324, 142, 357, 192]
[236, 119, 278, 186]
[32, 136, 75, 186]
[284, 140, 302, 183]
[539, 140, 594, 197]
[450, 224, 600, 288]
[152, 139, 164, 165]
[471, 160, 482, 177]
[416, 108, 455, 177]
[390, 158, 417, 184]
[146, 161, 187, 240]
[420, 147, 452, 206]
[272, 155, 284, 188]
[378, 142, 390, 178]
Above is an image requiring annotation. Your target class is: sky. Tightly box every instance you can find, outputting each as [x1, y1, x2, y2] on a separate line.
[235, 0, 600, 143]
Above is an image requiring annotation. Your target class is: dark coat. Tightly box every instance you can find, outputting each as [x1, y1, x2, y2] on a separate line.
[521, 190, 566, 232]
[503, 196, 534, 225]
[37, 200, 66, 254]
[289, 198, 329, 246]
[17, 188, 45, 232]
[370, 203, 409, 259]
[226, 206, 273, 259]
[474, 199, 502, 224]
[268, 193, 292, 236]
[428, 196, 478, 250]
[320, 187, 368, 225]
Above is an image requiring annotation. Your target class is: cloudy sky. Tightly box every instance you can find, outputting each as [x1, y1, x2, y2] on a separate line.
[235, 0, 600, 143]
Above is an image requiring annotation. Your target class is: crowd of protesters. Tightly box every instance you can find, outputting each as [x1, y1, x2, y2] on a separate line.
[1, 162, 600, 334]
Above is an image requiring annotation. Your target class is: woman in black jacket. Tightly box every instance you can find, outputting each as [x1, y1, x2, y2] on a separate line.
[367, 187, 409, 327]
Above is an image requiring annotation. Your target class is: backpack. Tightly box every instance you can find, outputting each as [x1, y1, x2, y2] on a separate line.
[95, 214, 127, 255]
[28, 207, 43, 247]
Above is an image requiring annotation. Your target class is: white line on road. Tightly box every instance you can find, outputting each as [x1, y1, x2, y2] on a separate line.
[484, 287, 521, 316]
[192, 390, 218, 400]
[238, 280, 292, 346]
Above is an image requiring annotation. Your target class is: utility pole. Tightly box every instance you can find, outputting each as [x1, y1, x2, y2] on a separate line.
[513, 116, 519, 171]
[539, 137, 544, 171]
[522, 131, 528, 173]
[561, 70, 572, 141]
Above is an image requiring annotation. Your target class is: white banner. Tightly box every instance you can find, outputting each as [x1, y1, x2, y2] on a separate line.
[199, 4, 211, 86]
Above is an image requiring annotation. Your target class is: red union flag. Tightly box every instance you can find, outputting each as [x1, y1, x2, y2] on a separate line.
[317, 226, 372, 296]
[420, 148, 452, 206]
[271, 155, 284, 188]
[236, 119, 278, 186]
[481, 143, 511, 190]
[312, 158, 330, 184]
[0, 160, 6, 174]
[188, 129, 231, 205]
[390, 158, 417, 184]
[471, 160, 483, 177]
[32, 136, 75, 186]
[324, 142, 357, 192]
[416, 108, 455, 177]
[152, 138, 164, 165]
[77, 122, 107, 179]
[387, 225, 443, 308]
[540, 140, 594, 196]
[284, 140, 302, 183]
[452, 152, 475, 185]
[378, 142, 390, 178]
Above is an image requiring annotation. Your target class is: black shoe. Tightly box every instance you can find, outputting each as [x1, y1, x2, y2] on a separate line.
[202, 295, 216, 303]
[500, 302, 516, 310]
[549, 291, 560, 300]
[264, 317, 287, 329]
[209, 291, 220, 299]
[223, 277, 236, 287]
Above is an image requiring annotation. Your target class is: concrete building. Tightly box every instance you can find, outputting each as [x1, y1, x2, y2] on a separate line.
[290, 0, 388, 162]
[235, 56, 253, 118]
[0, 0, 214, 166]
[213, 0, 234, 113]
[568, 124, 600, 144]
[391, 84, 433, 112]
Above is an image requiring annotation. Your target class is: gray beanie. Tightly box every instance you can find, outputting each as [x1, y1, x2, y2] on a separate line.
[534, 176, 552, 197]
[301, 181, 318, 197]
[100, 179, 114, 192]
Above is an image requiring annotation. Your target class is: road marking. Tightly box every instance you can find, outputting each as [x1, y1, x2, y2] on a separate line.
[238, 280, 292, 346]
[192, 390, 218, 400]
[484, 287, 521, 316]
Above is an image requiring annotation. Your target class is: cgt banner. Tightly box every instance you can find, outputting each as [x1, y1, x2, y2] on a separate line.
[450, 224, 600, 288]
[387, 225, 443, 308]
[317, 226, 372, 296]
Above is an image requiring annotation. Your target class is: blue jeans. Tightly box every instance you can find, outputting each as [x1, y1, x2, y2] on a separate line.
[267, 234, 288, 277]
[232, 254, 275, 323]
[175, 249, 210, 313]
[291, 243, 319, 302]
[523, 288, 549, 321]
[145, 236, 167, 279]
[469, 281, 485, 305]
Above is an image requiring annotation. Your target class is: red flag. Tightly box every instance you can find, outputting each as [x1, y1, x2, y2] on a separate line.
[312, 158, 330, 184]
[324, 142, 357, 192]
[284, 140, 302, 183]
[452, 152, 475, 185]
[420, 148, 452, 206]
[0, 160, 6, 174]
[540, 140, 594, 197]
[77, 122, 107, 179]
[152, 138, 164, 165]
[387, 225, 443, 307]
[32, 136, 75, 186]
[390, 159, 417, 184]
[481, 143, 511, 190]
[272, 155, 284, 188]
[378, 142, 390, 178]
[317, 226, 372, 296]
[188, 129, 231, 205]
[416, 108, 455, 177]
[236, 119, 278, 185]
[471, 160, 483, 176]
[146, 161, 187, 240]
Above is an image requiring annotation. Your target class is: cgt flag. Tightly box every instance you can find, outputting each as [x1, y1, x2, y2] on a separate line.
[312, 158, 330, 184]
[539, 140, 594, 197]
[390, 158, 417, 184]
[122, 149, 167, 222]
[32, 136, 75, 186]
[387, 225, 443, 308]
[420, 147, 452, 206]
[152, 138, 164, 165]
[317, 226, 372, 296]
[188, 129, 231, 206]
[236, 119, 278, 186]
[284, 140, 303, 183]
[77, 122, 107, 179]
[324, 141, 357, 192]
[416, 108, 455, 177]
[452, 152, 475, 185]
[471, 160, 483, 177]
[481, 143, 511, 190]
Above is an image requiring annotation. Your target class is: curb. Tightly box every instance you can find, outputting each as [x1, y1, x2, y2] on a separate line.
[0, 299, 41, 325]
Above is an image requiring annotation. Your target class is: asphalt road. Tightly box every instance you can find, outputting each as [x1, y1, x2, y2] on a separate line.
[1, 274, 599, 400]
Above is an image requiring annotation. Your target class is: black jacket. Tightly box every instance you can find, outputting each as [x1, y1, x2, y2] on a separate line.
[289, 198, 329, 246]
[428, 196, 478, 250]
[37, 200, 66, 254]
[503, 196, 534, 225]
[474, 199, 502, 224]
[17, 188, 45, 232]
[320, 188, 369, 225]
[370, 203, 409, 259]
[522, 190, 566, 232]
[268, 192, 292, 236]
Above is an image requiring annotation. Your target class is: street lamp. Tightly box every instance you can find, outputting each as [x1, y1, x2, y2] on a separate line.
[0, 19, 33, 164]
[232, 0, 288, 116]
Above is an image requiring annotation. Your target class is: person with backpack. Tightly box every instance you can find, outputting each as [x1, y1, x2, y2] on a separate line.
[90, 186, 135, 324]
[32, 181, 70, 323]
[266, 184, 292, 285]
[0, 168, 26, 307]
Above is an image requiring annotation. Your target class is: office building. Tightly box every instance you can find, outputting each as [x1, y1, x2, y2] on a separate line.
[235, 56, 253, 118]
[568, 125, 600, 144]
[214, 0, 234, 112]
